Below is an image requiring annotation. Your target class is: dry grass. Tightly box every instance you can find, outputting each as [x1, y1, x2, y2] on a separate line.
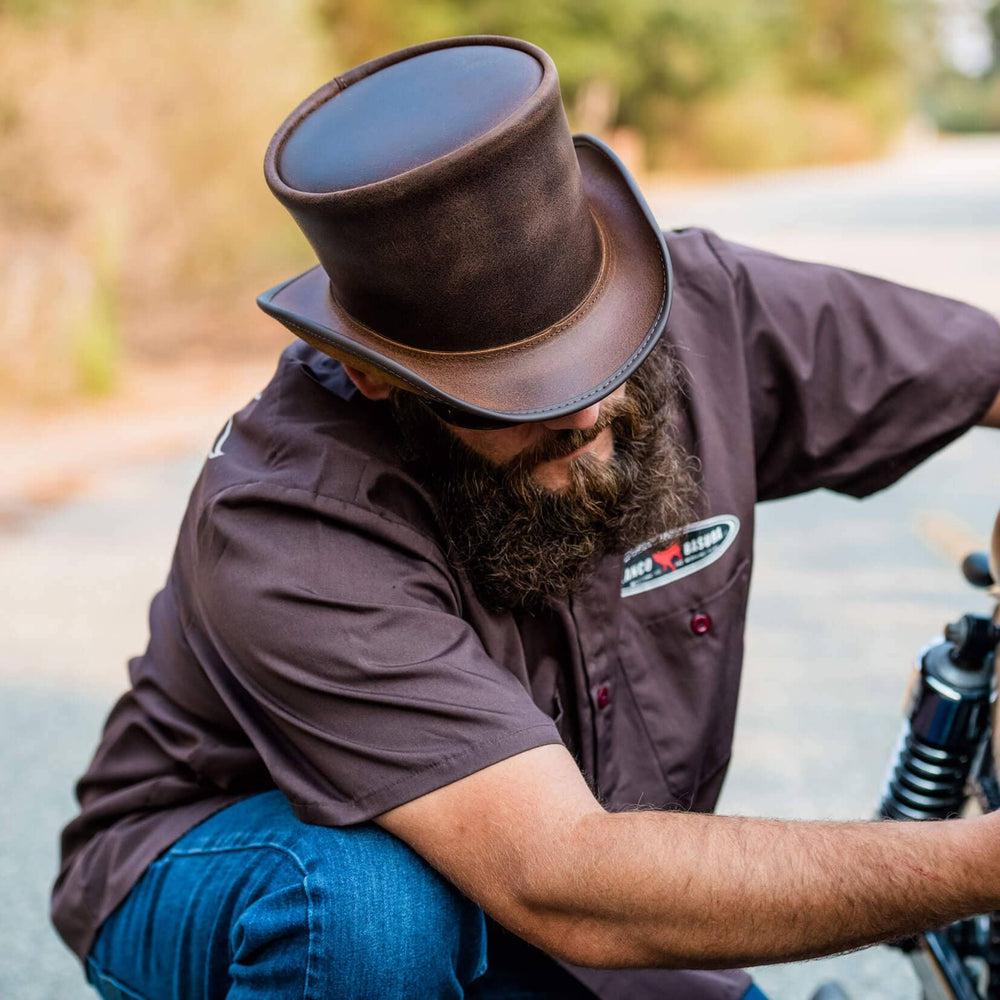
[0, 0, 327, 406]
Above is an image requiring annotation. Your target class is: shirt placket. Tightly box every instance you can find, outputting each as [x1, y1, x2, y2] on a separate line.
[568, 555, 620, 798]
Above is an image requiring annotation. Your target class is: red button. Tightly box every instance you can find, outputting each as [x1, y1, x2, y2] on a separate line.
[690, 612, 712, 636]
[596, 685, 611, 709]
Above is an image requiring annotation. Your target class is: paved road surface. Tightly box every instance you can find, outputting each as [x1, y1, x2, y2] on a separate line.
[3, 136, 999, 1000]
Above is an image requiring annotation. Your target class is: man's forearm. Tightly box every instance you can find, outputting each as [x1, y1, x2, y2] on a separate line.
[524, 809, 999, 969]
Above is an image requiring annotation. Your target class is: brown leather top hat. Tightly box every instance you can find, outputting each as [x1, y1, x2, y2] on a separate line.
[258, 35, 672, 426]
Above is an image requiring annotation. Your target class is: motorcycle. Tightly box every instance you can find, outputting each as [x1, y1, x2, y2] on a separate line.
[878, 511, 1000, 999]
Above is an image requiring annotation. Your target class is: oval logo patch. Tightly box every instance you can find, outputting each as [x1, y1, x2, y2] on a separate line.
[621, 515, 740, 597]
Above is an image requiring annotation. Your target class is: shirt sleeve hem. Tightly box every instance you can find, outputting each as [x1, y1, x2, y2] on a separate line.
[835, 306, 1000, 499]
[288, 723, 564, 827]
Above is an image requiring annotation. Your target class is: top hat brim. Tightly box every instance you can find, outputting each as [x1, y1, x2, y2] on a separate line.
[257, 135, 672, 425]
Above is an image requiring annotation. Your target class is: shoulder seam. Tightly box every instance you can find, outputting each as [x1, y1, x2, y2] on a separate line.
[698, 229, 739, 284]
[197, 479, 448, 567]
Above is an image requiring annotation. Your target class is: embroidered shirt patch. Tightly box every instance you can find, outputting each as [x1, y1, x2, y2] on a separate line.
[621, 515, 740, 597]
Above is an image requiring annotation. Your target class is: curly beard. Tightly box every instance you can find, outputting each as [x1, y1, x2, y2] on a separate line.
[388, 342, 703, 613]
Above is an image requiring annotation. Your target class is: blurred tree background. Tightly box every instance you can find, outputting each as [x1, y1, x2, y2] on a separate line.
[0, 0, 995, 405]
[317, 0, 911, 170]
[924, 0, 1000, 130]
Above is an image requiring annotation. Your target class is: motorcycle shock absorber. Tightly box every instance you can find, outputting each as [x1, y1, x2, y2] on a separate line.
[880, 613, 997, 822]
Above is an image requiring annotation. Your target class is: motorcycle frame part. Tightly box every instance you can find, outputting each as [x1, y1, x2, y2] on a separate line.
[911, 928, 984, 1000]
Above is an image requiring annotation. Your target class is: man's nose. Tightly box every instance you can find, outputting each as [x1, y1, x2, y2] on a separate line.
[541, 401, 603, 432]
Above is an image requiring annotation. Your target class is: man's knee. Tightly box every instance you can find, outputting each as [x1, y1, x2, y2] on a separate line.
[267, 820, 488, 999]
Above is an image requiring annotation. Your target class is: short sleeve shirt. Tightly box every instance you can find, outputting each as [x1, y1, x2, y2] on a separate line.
[52, 230, 1000, 1000]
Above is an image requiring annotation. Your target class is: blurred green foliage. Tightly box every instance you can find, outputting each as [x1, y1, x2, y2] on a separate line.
[315, 0, 912, 169]
[71, 253, 121, 397]
[0, 0, 73, 18]
[925, 0, 1000, 132]
[68, 217, 123, 397]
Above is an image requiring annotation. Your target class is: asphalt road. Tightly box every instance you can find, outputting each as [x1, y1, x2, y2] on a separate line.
[3, 136, 999, 1000]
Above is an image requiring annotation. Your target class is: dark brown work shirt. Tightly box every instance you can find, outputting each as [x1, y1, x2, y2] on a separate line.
[52, 229, 1000, 1000]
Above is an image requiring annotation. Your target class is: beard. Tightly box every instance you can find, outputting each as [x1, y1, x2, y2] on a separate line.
[388, 341, 703, 613]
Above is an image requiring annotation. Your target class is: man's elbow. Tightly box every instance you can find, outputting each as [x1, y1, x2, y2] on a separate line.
[511, 902, 673, 969]
[505, 901, 621, 968]
[493, 815, 665, 970]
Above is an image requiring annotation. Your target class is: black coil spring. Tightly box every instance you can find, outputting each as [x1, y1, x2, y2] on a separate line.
[880, 727, 972, 821]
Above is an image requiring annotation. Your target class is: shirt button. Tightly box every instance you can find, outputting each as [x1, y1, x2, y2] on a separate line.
[596, 685, 611, 710]
[690, 612, 712, 636]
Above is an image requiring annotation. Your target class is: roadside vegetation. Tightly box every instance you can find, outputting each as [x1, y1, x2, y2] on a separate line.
[0, 0, 994, 405]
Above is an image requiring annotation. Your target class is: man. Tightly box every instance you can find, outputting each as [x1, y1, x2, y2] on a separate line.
[53, 34, 1000, 1000]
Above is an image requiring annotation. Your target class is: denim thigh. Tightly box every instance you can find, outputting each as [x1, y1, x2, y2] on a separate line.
[85, 789, 760, 1000]
[85, 790, 488, 1000]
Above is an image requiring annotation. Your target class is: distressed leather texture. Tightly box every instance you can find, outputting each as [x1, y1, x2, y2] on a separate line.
[259, 35, 671, 422]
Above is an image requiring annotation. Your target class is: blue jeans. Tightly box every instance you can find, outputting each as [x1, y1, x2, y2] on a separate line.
[85, 789, 768, 999]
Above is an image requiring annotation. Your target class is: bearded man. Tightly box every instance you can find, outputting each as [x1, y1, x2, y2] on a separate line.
[52, 35, 1000, 1000]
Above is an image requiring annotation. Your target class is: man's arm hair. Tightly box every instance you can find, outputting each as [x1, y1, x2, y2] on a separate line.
[377, 744, 1000, 970]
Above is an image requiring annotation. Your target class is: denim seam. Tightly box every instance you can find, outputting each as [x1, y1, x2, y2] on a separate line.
[167, 842, 318, 1000]
[86, 957, 149, 1000]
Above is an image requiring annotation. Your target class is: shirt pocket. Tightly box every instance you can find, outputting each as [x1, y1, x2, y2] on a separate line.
[616, 557, 751, 809]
